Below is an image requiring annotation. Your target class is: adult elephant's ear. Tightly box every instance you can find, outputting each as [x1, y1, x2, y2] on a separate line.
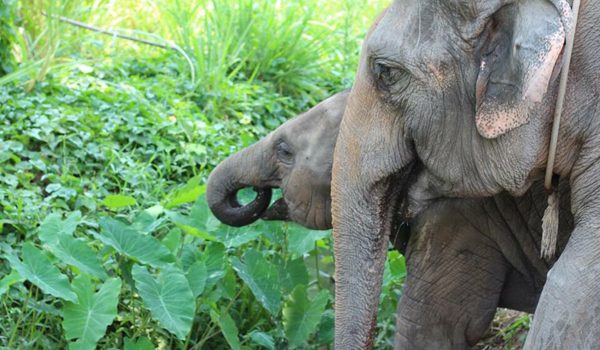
[475, 0, 573, 139]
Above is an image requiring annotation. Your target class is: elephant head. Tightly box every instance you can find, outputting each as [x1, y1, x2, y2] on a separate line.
[332, 1, 579, 347]
[207, 90, 349, 230]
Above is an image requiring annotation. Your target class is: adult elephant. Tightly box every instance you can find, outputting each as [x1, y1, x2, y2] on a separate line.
[331, 0, 599, 349]
[206, 90, 575, 348]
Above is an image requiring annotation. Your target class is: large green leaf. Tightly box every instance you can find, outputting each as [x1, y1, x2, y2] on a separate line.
[48, 235, 108, 280]
[4, 242, 77, 302]
[231, 249, 281, 315]
[63, 275, 121, 350]
[165, 175, 205, 209]
[37, 212, 106, 279]
[96, 217, 175, 267]
[165, 196, 220, 239]
[38, 211, 81, 245]
[287, 226, 331, 257]
[103, 194, 137, 210]
[164, 211, 217, 241]
[283, 285, 330, 348]
[383, 250, 406, 288]
[132, 264, 195, 340]
[316, 309, 335, 345]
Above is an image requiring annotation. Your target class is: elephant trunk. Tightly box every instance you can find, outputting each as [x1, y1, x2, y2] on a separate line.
[332, 172, 410, 349]
[207, 144, 272, 227]
[331, 84, 415, 347]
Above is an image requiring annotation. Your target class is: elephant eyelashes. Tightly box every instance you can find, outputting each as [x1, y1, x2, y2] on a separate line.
[370, 59, 411, 98]
[276, 140, 294, 165]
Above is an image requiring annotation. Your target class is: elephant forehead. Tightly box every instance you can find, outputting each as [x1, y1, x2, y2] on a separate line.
[367, 1, 458, 74]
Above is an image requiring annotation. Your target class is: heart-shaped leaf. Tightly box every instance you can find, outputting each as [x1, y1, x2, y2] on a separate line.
[38, 211, 81, 245]
[48, 235, 108, 280]
[4, 242, 77, 302]
[96, 217, 175, 268]
[63, 275, 121, 350]
[231, 249, 280, 315]
[283, 285, 330, 348]
[132, 264, 195, 340]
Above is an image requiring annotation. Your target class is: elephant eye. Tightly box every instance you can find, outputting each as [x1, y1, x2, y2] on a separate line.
[373, 61, 394, 87]
[371, 59, 410, 94]
[276, 140, 294, 165]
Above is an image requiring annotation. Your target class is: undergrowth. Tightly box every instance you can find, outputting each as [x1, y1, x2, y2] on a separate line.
[0, 1, 407, 349]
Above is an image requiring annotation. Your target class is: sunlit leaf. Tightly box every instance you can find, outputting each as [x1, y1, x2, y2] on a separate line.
[165, 176, 205, 208]
[278, 257, 309, 294]
[48, 235, 108, 280]
[203, 242, 226, 288]
[103, 194, 137, 210]
[161, 228, 182, 253]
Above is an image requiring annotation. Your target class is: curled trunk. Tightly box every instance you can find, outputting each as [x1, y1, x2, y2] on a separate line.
[207, 145, 272, 227]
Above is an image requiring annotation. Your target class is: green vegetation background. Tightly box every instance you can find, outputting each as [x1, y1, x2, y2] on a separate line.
[0, 1, 409, 349]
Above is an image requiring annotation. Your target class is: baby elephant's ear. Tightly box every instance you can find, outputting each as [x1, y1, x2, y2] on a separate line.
[475, 0, 572, 139]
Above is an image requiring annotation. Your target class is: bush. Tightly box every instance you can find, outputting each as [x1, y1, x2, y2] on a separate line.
[0, 1, 405, 349]
[0, 0, 17, 76]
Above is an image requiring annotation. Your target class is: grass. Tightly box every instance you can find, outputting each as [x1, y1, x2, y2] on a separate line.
[0, 1, 406, 349]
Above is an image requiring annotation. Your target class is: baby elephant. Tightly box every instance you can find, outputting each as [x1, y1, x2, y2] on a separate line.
[207, 90, 349, 230]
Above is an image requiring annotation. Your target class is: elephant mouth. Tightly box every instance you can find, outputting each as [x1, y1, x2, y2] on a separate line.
[261, 197, 289, 221]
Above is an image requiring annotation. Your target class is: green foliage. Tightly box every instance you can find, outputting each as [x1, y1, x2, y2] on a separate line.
[0, 0, 16, 76]
[0, 0, 405, 349]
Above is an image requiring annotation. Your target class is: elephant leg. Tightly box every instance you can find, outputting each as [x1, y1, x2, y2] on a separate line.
[523, 223, 600, 349]
[395, 200, 509, 350]
[524, 151, 600, 349]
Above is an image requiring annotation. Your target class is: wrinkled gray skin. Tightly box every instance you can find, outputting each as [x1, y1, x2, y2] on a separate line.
[397, 180, 573, 349]
[207, 91, 575, 348]
[206, 90, 349, 230]
[332, 1, 600, 349]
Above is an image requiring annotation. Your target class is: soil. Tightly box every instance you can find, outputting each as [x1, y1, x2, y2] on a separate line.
[476, 309, 530, 350]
